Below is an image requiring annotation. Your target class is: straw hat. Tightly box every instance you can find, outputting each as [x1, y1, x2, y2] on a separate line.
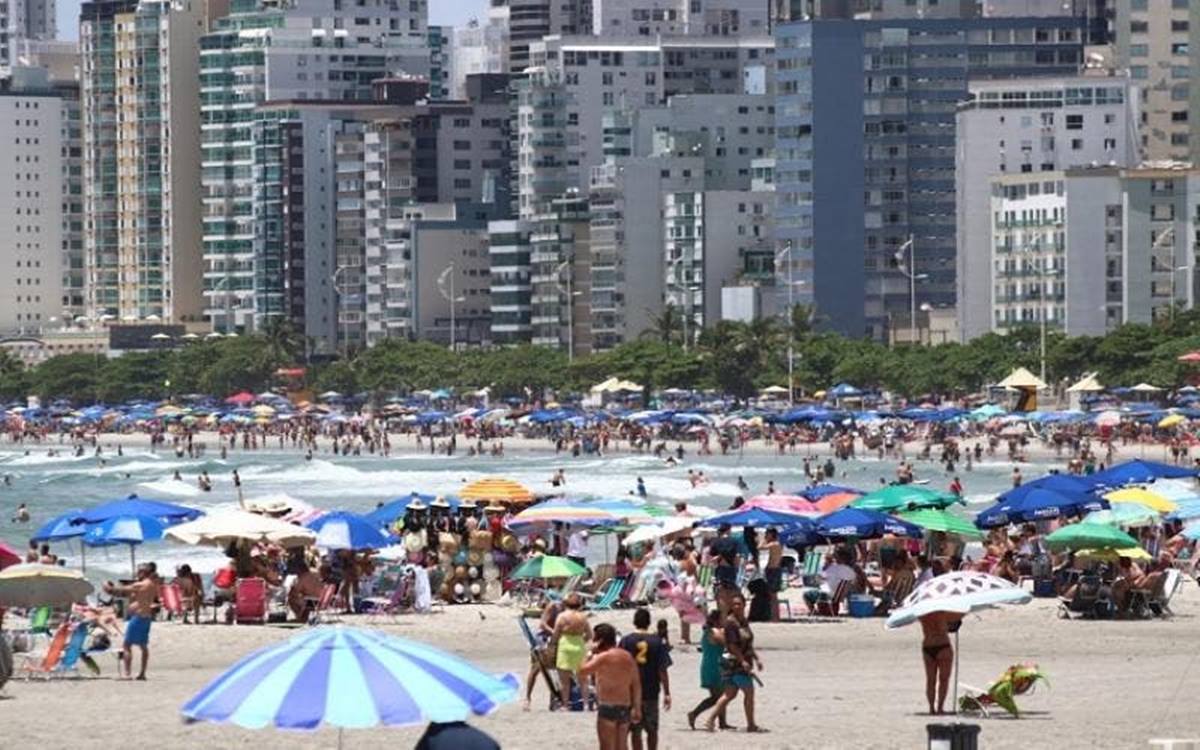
[483, 501, 506, 514]
[408, 499, 428, 511]
[459, 499, 477, 511]
[431, 496, 451, 509]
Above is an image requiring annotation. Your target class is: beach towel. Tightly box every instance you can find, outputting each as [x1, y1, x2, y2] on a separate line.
[412, 567, 432, 613]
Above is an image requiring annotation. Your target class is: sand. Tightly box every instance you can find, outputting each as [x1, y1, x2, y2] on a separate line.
[4, 587, 1200, 750]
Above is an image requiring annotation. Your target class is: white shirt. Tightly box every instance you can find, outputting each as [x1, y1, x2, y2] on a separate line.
[567, 530, 589, 559]
[820, 563, 858, 594]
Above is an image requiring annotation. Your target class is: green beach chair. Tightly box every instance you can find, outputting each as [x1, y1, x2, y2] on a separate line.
[583, 576, 626, 611]
[801, 550, 824, 586]
[29, 606, 51, 635]
[695, 564, 714, 591]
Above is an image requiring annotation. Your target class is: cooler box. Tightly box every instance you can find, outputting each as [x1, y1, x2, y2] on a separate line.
[848, 594, 875, 618]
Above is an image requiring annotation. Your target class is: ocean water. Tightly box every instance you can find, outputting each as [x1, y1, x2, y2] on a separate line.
[0, 444, 1043, 578]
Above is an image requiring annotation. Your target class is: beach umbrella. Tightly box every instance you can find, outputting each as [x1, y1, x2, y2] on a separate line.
[306, 512, 393, 551]
[995, 474, 1103, 505]
[974, 488, 1107, 529]
[363, 493, 446, 529]
[1167, 499, 1200, 522]
[83, 514, 166, 576]
[1094, 411, 1123, 427]
[1103, 487, 1177, 513]
[1044, 522, 1138, 552]
[181, 627, 517, 745]
[458, 478, 535, 506]
[508, 555, 587, 580]
[797, 484, 865, 513]
[885, 571, 1033, 714]
[1075, 547, 1152, 563]
[76, 494, 202, 525]
[1147, 479, 1200, 505]
[0, 563, 94, 608]
[1159, 414, 1187, 429]
[697, 506, 815, 529]
[506, 503, 621, 533]
[850, 485, 959, 513]
[166, 509, 317, 547]
[1084, 502, 1160, 528]
[0, 542, 20, 570]
[1178, 524, 1200, 541]
[896, 509, 983, 539]
[742, 495, 821, 514]
[620, 516, 697, 548]
[815, 507, 925, 541]
[1091, 459, 1198, 486]
[30, 508, 87, 542]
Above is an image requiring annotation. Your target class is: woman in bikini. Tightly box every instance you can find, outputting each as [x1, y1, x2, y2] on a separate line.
[919, 611, 962, 715]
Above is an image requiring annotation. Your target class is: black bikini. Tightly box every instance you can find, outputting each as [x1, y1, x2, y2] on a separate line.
[922, 642, 951, 660]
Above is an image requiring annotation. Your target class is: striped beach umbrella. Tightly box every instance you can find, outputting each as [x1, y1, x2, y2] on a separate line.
[182, 627, 517, 744]
[458, 478, 535, 506]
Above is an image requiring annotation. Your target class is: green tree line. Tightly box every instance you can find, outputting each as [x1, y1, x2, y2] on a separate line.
[3, 309, 1200, 403]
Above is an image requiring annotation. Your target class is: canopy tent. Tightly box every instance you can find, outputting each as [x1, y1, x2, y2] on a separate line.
[1066, 373, 1104, 393]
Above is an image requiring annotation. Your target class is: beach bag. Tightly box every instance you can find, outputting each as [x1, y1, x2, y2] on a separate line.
[213, 568, 236, 590]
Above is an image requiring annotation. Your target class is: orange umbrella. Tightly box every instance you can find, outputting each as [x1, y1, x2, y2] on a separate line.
[458, 478, 536, 507]
[811, 492, 862, 514]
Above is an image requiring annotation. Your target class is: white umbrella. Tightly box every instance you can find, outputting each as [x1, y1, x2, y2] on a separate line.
[0, 564, 94, 608]
[165, 509, 316, 547]
[1094, 410, 1122, 427]
[621, 516, 696, 547]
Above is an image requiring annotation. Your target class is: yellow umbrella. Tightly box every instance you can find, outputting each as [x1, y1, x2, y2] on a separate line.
[1075, 547, 1152, 563]
[1104, 487, 1178, 513]
[458, 477, 535, 507]
[252, 404, 276, 416]
[1158, 414, 1187, 429]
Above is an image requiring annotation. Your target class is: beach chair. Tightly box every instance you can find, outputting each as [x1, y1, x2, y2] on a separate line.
[959, 663, 1048, 718]
[516, 616, 560, 711]
[159, 583, 184, 622]
[814, 580, 850, 617]
[1148, 568, 1182, 618]
[234, 577, 269, 625]
[874, 576, 914, 616]
[1057, 575, 1109, 620]
[307, 583, 342, 625]
[18, 621, 73, 679]
[582, 575, 626, 611]
[363, 574, 411, 624]
[695, 564, 714, 592]
[801, 550, 823, 586]
[28, 606, 51, 636]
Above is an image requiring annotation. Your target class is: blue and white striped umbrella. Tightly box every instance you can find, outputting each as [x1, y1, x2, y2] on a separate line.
[181, 627, 518, 730]
[306, 511, 394, 551]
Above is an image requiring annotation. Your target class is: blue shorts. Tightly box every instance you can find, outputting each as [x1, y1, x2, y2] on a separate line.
[124, 615, 152, 647]
[725, 672, 755, 689]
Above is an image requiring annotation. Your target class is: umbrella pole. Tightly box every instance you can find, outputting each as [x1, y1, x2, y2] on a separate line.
[130, 545, 136, 578]
[952, 629, 960, 716]
[81, 544, 86, 574]
[338, 727, 344, 750]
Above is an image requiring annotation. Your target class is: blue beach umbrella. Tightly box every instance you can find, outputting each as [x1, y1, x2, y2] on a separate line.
[995, 474, 1102, 505]
[31, 509, 87, 543]
[77, 494, 202, 525]
[307, 512, 394, 551]
[1091, 459, 1199, 487]
[975, 488, 1108, 529]
[698, 507, 815, 529]
[815, 507, 925, 540]
[83, 514, 166, 576]
[181, 627, 518, 744]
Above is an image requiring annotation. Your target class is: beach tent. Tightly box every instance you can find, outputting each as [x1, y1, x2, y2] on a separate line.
[996, 368, 1046, 390]
[1066, 373, 1104, 410]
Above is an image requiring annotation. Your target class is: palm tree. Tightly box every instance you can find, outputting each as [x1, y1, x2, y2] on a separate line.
[641, 304, 684, 346]
[261, 316, 306, 364]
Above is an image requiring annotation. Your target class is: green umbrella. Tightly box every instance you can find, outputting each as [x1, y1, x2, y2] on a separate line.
[896, 509, 984, 539]
[509, 555, 588, 580]
[851, 485, 959, 513]
[1044, 522, 1138, 551]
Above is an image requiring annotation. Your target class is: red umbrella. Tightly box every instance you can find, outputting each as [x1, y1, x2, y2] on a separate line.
[224, 391, 255, 406]
[0, 542, 21, 570]
[743, 495, 820, 514]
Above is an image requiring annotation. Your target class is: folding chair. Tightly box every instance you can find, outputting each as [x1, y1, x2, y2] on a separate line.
[234, 577, 268, 625]
[159, 583, 184, 622]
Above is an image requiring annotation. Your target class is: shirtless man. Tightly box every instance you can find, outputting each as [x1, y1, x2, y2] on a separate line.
[287, 564, 324, 621]
[918, 611, 962, 714]
[551, 594, 592, 710]
[103, 563, 159, 680]
[761, 528, 783, 622]
[580, 623, 641, 750]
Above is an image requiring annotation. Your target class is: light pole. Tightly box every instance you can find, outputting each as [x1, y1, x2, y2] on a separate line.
[1019, 237, 1061, 387]
[554, 259, 581, 362]
[210, 276, 235, 334]
[893, 235, 928, 345]
[1152, 226, 1184, 322]
[437, 263, 466, 351]
[775, 242, 805, 406]
[330, 265, 351, 356]
[667, 260, 699, 351]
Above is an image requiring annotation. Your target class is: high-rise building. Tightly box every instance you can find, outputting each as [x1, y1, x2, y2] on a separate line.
[80, 0, 205, 324]
[429, 24, 450, 99]
[0, 69, 66, 334]
[1, 0, 57, 75]
[989, 164, 1200, 336]
[774, 16, 1086, 340]
[507, 0, 592, 73]
[198, 0, 430, 336]
[449, 8, 510, 98]
[592, 0, 769, 37]
[529, 192, 590, 354]
[956, 75, 1140, 341]
[1112, 0, 1198, 162]
[488, 219, 533, 343]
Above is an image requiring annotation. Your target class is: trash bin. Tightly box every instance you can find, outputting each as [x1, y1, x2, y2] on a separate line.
[927, 722, 981, 750]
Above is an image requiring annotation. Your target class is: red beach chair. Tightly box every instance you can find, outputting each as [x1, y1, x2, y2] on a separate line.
[159, 583, 184, 621]
[234, 577, 268, 625]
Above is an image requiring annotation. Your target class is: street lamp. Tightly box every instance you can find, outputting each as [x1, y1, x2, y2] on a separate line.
[554, 259, 582, 362]
[330, 265, 352, 356]
[437, 263, 466, 351]
[775, 242, 809, 406]
[894, 235, 928, 346]
[666, 260, 701, 351]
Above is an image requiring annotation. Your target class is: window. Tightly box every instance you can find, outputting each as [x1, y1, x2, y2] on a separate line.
[1066, 114, 1083, 130]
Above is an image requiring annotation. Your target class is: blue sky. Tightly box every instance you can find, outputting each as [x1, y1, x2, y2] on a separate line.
[57, 0, 491, 40]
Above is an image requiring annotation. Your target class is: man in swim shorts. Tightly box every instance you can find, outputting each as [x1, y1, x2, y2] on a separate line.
[103, 563, 159, 680]
[581, 623, 641, 750]
[551, 593, 592, 710]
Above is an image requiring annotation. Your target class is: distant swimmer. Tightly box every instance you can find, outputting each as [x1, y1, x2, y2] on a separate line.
[173, 470, 183, 481]
[12, 502, 29, 523]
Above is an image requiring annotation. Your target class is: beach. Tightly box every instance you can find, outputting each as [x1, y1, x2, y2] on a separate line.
[5, 590, 1199, 749]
